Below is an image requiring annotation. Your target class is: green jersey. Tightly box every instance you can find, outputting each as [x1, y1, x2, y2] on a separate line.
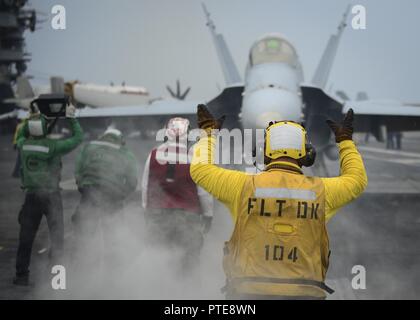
[17, 119, 84, 192]
[75, 138, 138, 199]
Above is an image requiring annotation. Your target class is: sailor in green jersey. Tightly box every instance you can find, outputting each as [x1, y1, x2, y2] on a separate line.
[72, 128, 138, 275]
[14, 104, 83, 286]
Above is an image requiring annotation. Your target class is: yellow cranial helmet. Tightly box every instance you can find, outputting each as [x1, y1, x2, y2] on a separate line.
[264, 121, 308, 160]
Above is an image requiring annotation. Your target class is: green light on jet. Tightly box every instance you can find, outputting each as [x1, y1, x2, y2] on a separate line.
[267, 39, 280, 49]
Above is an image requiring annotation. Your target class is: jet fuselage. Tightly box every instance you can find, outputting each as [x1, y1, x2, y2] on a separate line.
[241, 34, 304, 131]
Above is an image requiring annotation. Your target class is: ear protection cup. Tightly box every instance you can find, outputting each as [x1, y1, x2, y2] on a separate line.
[263, 130, 269, 165]
[299, 143, 316, 167]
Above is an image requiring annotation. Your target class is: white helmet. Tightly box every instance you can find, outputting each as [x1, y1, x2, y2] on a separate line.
[102, 127, 125, 145]
[166, 117, 190, 140]
[104, 128, 123, 138]
[27, 114, 47, 137]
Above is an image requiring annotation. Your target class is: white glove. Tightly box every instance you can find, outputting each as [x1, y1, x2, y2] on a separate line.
[66, 104, 76, 118]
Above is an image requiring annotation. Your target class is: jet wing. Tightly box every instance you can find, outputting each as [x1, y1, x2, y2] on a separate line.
[1, 100, 200, 132]
[301, 85, 420, 145]
[344, 100, 420, 133]
[0, 110, 19, 121]
[0, 109, 30, 121]
[76, 99, 199, 118]
[344, 100, 420, 116]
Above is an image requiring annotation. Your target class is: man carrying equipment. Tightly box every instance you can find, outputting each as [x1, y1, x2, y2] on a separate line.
[14, 103, 83, 286]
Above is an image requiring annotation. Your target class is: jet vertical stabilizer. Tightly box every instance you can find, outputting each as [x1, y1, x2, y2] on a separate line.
[202, 3, 241, 86]
[311, 5, 350, 89]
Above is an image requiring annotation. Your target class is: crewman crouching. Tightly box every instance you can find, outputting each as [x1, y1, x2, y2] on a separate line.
[71, 128, 138, 276]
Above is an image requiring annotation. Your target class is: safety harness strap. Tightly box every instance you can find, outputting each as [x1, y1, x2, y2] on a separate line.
[226, 277, 335, 294]
[265, 163, 303, 174]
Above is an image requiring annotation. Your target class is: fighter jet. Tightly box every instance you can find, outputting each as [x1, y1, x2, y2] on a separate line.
[201, 3, 420, 170]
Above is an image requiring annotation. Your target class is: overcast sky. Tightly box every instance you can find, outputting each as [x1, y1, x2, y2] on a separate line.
[26, 0, 420, 103]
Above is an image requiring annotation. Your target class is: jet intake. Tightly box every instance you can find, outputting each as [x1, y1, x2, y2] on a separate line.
[242, 87, 302, 130]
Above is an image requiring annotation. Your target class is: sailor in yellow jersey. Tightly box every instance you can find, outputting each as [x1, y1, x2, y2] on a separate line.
[190, 105, 367, 299]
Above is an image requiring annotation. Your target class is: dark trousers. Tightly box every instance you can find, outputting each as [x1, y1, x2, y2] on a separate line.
[72, 187, 123, 232]
[145, 208, 204, 272]
[12, 148, 21, 178]
[71, 187, 124, 275]
[16, 191, 64, 276]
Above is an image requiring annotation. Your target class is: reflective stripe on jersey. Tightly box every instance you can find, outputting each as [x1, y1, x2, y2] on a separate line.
[90, 140, 121, 149]
[22, 145, 50, 153]
[255, 188, 316, 200]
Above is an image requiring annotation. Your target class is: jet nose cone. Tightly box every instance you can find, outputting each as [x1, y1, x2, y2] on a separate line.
[256, 111, 282, 129]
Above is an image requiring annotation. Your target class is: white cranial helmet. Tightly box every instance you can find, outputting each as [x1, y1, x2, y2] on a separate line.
[166, 117, 190, 139]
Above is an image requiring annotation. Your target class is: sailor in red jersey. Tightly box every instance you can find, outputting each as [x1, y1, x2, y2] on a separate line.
[142, 117, 213, 271]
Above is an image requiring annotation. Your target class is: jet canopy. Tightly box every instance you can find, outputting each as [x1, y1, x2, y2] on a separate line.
[249, 36, 298, 67]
